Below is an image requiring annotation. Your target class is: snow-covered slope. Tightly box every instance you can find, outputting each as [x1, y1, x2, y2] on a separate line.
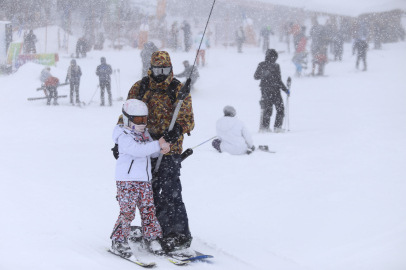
[0, 38, 405, 269]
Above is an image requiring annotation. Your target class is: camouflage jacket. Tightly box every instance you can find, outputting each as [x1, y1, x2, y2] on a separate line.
[118, 51, 194, 155]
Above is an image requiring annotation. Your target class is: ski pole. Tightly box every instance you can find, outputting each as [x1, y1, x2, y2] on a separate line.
[88, 85, 99, 105]
[153, 0, 217, 179]
[180, 136, 217, 162]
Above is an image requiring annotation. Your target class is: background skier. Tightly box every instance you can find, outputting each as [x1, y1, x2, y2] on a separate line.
[292, 26, 308, 77]
[236, 26, 245, 53]
[140, 42, 159, 77]
[181, 20, 192, 52]
[44, 73, 60, 106]
[96, 57, 113, 106]
[65, 59, 82, 105]
[194, 31, 209, 67]
[113, 51, 194, 252]
[212, 106, 255, 155]
[76, 37, 88, 58]
[175, 60, 199, 91]
[260, 25, 274, 53]
[110, 99, 169, 259]
[254, 49, 290, 133]
[24, 29, 37, 54]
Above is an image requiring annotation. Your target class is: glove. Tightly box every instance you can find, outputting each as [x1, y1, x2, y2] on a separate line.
[263, 70, 270, 77]
[111, 144, 119, 160]
[250, 145, 255, 151]
[286, 89, 290, 97]
[163, 122, 183, 144]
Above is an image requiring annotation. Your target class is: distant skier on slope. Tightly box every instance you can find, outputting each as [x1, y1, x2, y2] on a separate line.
[254, 49, 290, 133]
[96, 57, 113, 106]
[65, 59, 82, 105]
[212, 106, 255, 155]
[44, 71, 60, 106]
[112, 51, 194, 252]
[110, 99, 170, 258]
[140, 42, 158, 77]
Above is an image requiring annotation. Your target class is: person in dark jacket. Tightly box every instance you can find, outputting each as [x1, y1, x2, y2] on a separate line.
[141, 42, 159, 77]
[96, 57, 113, 106]
[65, 59, 82, 105]
[181, 20, 192, 52]
[332, 28, 344, 61]
[353, 37, 368, 71]
[254, 49, 290, 133]
[25, 30, 37, 54]
[175, 60, 199, 91]
[76, 37, 88, 58]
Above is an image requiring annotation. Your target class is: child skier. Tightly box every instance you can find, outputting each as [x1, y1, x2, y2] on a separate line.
[110, 99, 170, 259]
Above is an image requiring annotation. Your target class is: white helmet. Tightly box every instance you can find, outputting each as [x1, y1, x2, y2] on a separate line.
[122, 99, 148, 130]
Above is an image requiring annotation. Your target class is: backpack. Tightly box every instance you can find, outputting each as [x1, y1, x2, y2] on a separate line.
[136, 76, 181, 105]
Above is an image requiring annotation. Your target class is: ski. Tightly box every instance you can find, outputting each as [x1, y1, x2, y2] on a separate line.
[107, 249, 156, 268]
[169, 250, 214, 262]
[28, 95, 67, 101]
[36, 83, 69, 91]
[153, 253, 190, 266]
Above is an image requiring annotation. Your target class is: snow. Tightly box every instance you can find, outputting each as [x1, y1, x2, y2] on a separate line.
[255, 0, 406, 17]
[0, 32, 406, 269]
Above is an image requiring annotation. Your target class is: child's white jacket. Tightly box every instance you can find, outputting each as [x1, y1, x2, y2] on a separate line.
[112, 125, 161, 182]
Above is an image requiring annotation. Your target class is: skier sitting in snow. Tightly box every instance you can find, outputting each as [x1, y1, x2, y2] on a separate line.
[110, 99, 170, 258]
[212, 106, 255, 155]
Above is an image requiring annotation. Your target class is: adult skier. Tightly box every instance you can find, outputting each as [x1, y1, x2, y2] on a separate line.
[254, 49, 290, 133]
[236, 26, 246, 53]
[194, 31, 209, 67]
[25, 30, 37, 54]
[96, 57, 113, 106]
[140, 42, 159, 77]
[260, 25, 274, 53]
[113, 51, 194, 252]
[65, 59, 82, 105]
[110, 99, 170, 258]
[292, 27, 307, 77]
[175, 60, 199, 91]
[353, 37, 368, 71]
[181, 20, 192, 52]
[76, 37, 88, 58]
[212, 106, 255, 155]
[310, 18, 328, 76]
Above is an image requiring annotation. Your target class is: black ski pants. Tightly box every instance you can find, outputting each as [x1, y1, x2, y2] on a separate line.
[260, 91, 285, 129]
[356, 50, 367, 69]
[70, 82, 80, 103]
[46, 86, 58, 105]
[100, 81, 112, 106]
[151, 154, 191, 239]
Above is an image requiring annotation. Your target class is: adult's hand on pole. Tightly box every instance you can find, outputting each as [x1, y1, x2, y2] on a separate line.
[163, 122, 183, 143]
[159, 137, 170, 154]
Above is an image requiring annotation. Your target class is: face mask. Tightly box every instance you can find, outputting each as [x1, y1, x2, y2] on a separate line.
[132, 124, 146, 133]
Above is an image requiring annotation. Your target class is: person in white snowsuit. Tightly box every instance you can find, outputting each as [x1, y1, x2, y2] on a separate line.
[110, 99, 170, 259]
[212, 106, 255, 155]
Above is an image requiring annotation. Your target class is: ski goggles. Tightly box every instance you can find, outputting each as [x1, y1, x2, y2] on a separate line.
[122, 109, 148, 125]
[151, 66, 172, 76]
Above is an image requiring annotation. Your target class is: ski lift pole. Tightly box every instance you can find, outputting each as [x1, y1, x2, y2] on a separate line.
[152, 0, 217, 180]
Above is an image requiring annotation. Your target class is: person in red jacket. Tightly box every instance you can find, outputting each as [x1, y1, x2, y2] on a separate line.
[44, 75, 60, 106]
[292, 26, 308, 77]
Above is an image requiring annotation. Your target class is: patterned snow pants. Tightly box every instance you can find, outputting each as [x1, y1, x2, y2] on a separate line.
[110, 181, 162, 243]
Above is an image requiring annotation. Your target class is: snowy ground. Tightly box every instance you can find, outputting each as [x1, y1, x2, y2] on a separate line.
[0, 35, 405, 270]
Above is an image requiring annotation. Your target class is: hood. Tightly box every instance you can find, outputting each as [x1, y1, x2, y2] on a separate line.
[216, 116, 238, 132]
[148, 51, 173, 90]
[265, 49, 278, 63]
